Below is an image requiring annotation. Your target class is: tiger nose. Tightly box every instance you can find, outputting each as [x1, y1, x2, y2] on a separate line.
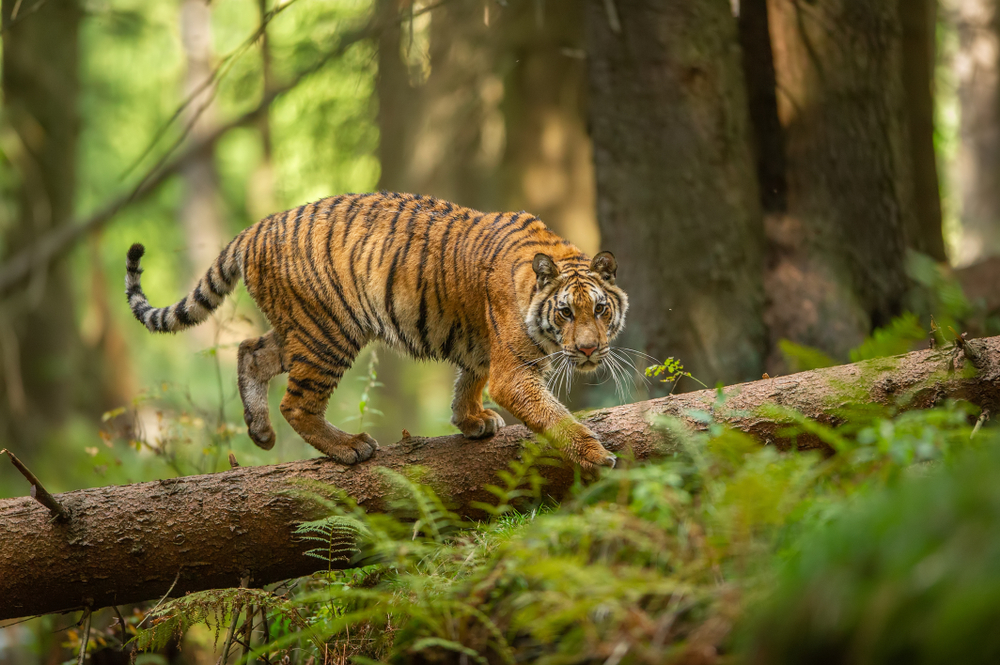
[577, 344, 598, 357]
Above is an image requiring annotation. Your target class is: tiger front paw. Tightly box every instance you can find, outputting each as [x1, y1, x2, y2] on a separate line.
[326, 432, 379, 465]
[453, 409, 506, 439]
[568, 427, 617, 470]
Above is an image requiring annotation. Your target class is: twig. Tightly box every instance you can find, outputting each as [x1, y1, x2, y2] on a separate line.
[137, 570, 182, 627]
[219, 604, 241, 665]
[112, 605, 128, 649]
[259, 604, 271, 665]
[0, 0, 455, 299]
[77, 608, 92, 665]
[229, 452, 241, 468]
[972, 409, 990, 439]
[119, 0, 304, 182]
[238, 604, 256, 665]
[949, 327, 983, 367]
[602, 0, 621, 33]
[0, 0, 48, 35]
[1, 448, 69, 521]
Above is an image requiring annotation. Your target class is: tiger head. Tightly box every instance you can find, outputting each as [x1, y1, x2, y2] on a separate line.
[525, 251, 629, 372]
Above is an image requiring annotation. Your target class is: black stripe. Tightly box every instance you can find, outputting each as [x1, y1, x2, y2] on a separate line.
[192, 286, 214, 311]
[479, 213, 524, 258]
[488, 216, 540, 263]
[379, 198, 410, 264]
[282, 252, 359, 360]
[384, 249, 422, 357]
[174, 298, 194, 326]
[416, 290, 431, 356]
[441, 320, 460, 359]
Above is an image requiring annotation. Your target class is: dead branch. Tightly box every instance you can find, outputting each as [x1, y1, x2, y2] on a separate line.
[2, 335, 999, 620]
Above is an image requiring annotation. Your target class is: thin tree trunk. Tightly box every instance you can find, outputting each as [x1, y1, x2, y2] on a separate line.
[0, 0, 84, 449]
[587, 0, 767, 387]
[765, 0, 915, 368]
[2, 333, 997, 620]
[179, 0, 225, 345]
[948, 0, 1000, 264]
[739, 0, 787, 214]
[247, 0, 276, 221]
[901, 0, 947, 261]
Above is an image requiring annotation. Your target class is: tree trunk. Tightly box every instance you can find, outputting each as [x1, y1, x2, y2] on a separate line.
[900, 0, 948, 262]
[586, 0, 767, 388]
[496, 0, 599, 255]
[5, 333, 997, 621]
[739, 0, 787, 214]
[179, 0, 226, 346]
[948, 0, 1000, 264]
[0, 0, 84, 450]
[765, 0, 915, 369]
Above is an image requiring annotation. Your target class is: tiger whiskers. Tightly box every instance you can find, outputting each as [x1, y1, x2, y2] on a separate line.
[516, 350, 564, 373]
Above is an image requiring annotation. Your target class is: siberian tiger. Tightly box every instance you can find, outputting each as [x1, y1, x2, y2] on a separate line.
[125, 192, 628, 468]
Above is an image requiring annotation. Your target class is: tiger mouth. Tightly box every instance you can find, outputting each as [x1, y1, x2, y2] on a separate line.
[573, 353, 605, 372]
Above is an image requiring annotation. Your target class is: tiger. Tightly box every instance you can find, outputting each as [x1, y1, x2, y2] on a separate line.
[125, 192, 628, 469]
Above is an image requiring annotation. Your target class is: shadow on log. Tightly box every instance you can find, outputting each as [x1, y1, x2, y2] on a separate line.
[2, 335, 998, 620]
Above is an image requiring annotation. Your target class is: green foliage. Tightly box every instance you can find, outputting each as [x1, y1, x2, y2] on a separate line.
[133, 587, 310, 655]
[130, 399, 994, 664]
[645, 356, 707, 390]
[740, 443, 1000, 665]
[848, 312, 926, 362]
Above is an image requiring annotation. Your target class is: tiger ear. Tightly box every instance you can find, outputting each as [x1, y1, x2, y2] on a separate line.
[532, 253, 559, 289]
[590, 251, 618, 285]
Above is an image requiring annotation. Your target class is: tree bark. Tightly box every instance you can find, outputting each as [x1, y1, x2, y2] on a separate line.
[900, 0, 947, 262]
[765, 0, 915, 368]
[4, 333, 999, 621]
[0, 0, 85, 449]
[586, 0, 767, 388]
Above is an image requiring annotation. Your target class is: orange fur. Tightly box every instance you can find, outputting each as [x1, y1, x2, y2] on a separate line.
[125, 193, 628, 467]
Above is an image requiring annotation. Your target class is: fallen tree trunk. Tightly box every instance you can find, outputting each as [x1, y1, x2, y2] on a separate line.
[2, 335, 998, 620]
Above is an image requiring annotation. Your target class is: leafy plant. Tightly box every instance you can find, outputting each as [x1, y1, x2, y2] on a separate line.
[645, 356, 707, 391]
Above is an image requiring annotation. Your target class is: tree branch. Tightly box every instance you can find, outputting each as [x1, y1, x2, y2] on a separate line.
[2, 335, 999, 620]
[0, 0, 452, 298]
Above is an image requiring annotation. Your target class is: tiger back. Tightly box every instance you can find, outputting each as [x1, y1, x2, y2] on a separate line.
[125, 192, 628, 468]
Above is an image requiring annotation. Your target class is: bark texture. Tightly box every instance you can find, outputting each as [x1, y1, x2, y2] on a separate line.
[4, 335, 1000, 621]
[765, 0, 915, 368]
[587, 0, 766, 388]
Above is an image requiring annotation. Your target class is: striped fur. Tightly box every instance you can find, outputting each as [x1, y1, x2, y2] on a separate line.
[125, 192, 628, 468]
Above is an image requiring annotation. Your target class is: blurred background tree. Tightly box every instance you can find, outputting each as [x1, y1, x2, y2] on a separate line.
[0, 0, 998, 498]
[7, 0, 1000, 662]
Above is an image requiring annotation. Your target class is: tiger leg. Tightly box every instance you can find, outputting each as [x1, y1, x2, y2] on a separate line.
[489, 362, 617, 470]
[237, 330, 287, 450]
[278, 339, 378, 465]
[450, 368, 505, 438]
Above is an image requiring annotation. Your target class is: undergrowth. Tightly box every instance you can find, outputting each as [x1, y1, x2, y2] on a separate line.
[130, 397, 995, 665]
